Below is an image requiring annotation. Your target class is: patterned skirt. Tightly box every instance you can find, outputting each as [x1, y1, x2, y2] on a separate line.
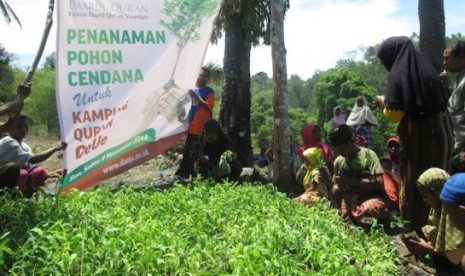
[398, 111, 453, 232]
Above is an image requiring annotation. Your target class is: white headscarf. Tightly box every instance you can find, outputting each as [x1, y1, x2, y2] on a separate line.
[346, 96, 378, 126]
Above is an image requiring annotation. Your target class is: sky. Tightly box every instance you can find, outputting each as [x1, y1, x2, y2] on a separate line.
[1, 0, 464, 80]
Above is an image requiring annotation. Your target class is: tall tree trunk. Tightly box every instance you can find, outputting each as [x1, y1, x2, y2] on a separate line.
[270, 0, 293, 194]
[219, 12, 253, 166]
[418, 0, 445, 72]
[24, 0, 55, 84]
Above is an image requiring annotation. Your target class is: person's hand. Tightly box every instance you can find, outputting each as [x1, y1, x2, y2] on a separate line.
[334, 174, 357, 190]
[407, 237, 434, 255]
[333, 173, 350, 191]
[55, 141, 67, 151]
[439, 70, 448, 86]
[372, 95, 385, 108]
[332, 171, 341, 184]
[17, 83, 32, 100]
[199, 155, 210, 165]
[189, 89, 199, 100]
[48, 169, 65, 179]
[218, 163, 231, 177]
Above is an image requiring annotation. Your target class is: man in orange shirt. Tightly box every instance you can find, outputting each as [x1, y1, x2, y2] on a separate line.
[174, 67, 215, 180]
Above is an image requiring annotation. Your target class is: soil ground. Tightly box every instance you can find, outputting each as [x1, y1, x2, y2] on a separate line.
[26, 134, 465, 275]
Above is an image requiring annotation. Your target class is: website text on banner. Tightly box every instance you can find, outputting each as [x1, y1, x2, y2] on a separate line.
[56, 0, 221, 192]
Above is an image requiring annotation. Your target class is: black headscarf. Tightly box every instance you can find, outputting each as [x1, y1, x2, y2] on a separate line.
[202, 119, 243, 180]
[377, 36, 447, 117]
[203, 119, 234, 163]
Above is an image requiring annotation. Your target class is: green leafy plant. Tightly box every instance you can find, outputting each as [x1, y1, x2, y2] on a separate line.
[1, 181, 400, 274]
[0, 232, 13, 268]
[219, 150, 233, 168]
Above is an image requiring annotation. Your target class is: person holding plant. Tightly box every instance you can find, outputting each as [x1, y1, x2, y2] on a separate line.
[296, 123, 333, 186]
[292, 147, 331, 205]
[406, 168, 465, 272]
[328, 124, 389, 225]
[197, 119, 242, 181]
[298, 123, 333, 165]
[375, 36, 453, 233]
[0, 113, 66, 197]
[174, 67, 215, 181]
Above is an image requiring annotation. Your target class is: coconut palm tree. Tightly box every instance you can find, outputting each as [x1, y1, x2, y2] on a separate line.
[24, 0, 54, 83]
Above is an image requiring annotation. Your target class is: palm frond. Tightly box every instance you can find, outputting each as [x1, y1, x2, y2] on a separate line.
[0, 1, 11, 24]
[0, 1, 22, 28]
[4, 2, 22, 28]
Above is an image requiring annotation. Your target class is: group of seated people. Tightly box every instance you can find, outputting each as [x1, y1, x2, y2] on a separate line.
[292, 124, 397, 226]
[291, 123, 465, 272]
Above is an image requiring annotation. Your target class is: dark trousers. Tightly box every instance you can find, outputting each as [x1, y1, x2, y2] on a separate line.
[175, 133, 198, 178]
[0, 162, 20, 190]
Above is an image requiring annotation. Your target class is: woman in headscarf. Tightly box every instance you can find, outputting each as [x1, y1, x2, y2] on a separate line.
[406, 168, 465, 269]
[292, 147, 331, 205]
[376, 36, 454, 233]
[346, 96, 378, 149]
[296, 124, 333, 185]
[198, 119, 242, 181]
[298, 124, 332, 163]
[386, 136, 401, 177]
[331, 106, 346, 130]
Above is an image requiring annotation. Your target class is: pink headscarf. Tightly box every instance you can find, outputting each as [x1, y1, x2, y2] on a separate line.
[298, 124, 333, 162]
